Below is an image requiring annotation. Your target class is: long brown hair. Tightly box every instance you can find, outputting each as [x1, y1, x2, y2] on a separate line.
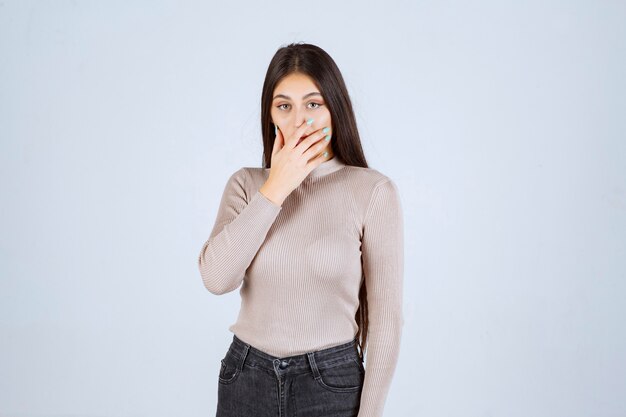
[259, 42, 371, 360]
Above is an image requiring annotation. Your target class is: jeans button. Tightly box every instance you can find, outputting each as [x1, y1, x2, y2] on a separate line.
[279, 360, 289, 369]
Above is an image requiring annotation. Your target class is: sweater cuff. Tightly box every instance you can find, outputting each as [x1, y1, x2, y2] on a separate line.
[250, 189, 283, 213]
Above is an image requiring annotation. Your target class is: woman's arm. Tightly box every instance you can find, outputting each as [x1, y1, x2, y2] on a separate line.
[358, 178, 405, 417]
[198, 168, 282, 295]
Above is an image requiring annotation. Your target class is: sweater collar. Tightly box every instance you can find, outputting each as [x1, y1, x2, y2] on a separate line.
[307, 155, 347, 180]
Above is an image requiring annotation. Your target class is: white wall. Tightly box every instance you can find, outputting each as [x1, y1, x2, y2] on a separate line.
[1, 1, 624, 416]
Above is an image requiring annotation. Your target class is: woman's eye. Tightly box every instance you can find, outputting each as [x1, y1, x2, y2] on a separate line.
[276, 102, 323, 111]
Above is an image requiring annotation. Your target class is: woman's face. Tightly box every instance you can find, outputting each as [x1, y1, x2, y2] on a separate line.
[271, 72, 332, 146]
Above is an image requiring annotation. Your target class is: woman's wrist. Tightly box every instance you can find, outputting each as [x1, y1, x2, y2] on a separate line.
[259, 182, 287, 207]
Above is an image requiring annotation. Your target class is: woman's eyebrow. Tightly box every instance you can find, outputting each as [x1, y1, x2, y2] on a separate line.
[273, 92, 322, 100]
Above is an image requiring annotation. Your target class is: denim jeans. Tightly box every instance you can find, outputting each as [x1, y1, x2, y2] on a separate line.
[216, 334, 365, 417]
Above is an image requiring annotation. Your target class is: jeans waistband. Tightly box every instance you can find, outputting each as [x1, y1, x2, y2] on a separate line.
[227, 334, 362, 375]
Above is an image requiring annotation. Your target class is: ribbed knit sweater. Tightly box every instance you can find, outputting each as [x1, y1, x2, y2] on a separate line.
[198, 155, 404, 417]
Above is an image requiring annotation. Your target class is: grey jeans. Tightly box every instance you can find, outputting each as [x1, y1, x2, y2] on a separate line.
[216, 334, 365, 417]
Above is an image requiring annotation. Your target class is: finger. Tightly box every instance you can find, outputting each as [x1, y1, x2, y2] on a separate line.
[271, 125, 283, 160]
[302, 132, 332, 162]
[300, 126, 331, 156]
[285, 118, 314, 150]
[305, 147, 331, 171]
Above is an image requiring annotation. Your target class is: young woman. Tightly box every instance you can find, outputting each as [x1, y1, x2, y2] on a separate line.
[198, 42, 404, 417]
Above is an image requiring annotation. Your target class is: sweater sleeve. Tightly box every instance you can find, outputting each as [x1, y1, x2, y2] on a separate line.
[198, 167, 282, 295]
[358, 178, 405, 417]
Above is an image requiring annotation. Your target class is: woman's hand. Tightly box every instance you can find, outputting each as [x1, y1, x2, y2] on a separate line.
[259, 119, 332, 206]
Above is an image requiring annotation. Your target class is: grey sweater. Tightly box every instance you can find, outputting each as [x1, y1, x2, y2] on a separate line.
[198, 155, 404, 417]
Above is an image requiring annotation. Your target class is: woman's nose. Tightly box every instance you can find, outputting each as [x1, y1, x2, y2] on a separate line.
[295, 115, 313, 129]
[295, 115, 307, 128]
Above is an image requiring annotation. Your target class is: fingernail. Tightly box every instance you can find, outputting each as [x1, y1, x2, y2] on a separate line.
[306, 118, 314, 125]
[323, 151, 328, 157]
[322, 127, 330, 133]
[325, 135, 331, 141]
[274, 125, 278, 135]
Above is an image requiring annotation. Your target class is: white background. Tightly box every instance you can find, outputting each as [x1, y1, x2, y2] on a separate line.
[1, 1, 625, 416]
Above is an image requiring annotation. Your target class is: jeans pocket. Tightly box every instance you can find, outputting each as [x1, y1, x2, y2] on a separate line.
[218, 350, 243, 385]
[315, 358, 364, 393]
